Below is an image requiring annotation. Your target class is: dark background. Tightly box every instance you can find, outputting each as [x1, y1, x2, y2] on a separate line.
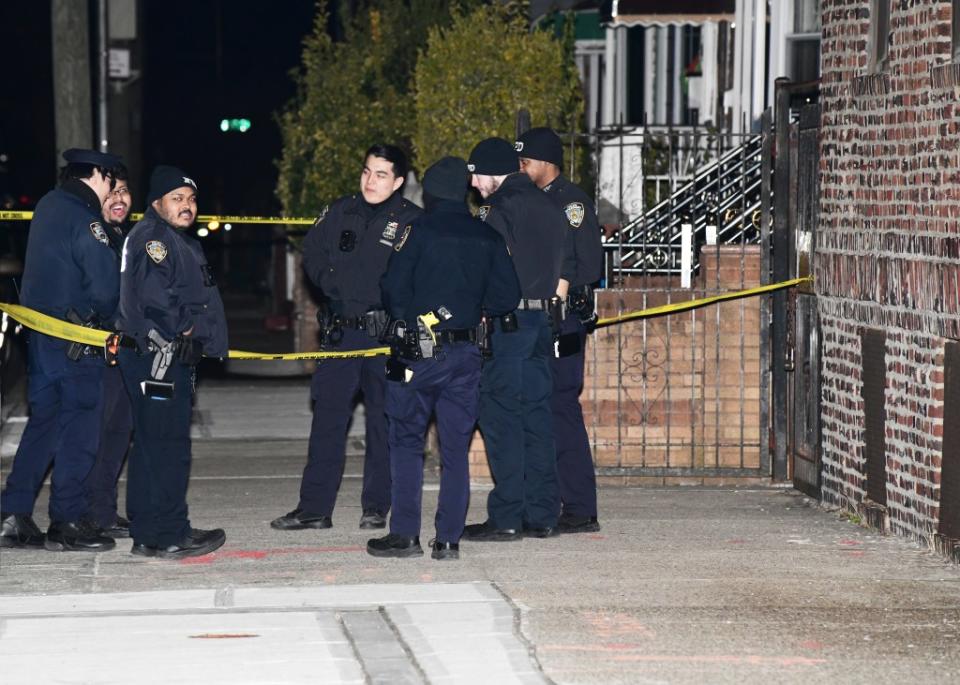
[0, 1, 318, 216]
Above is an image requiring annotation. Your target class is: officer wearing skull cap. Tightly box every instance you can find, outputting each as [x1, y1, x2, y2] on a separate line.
[462, 137, 567, 542]
[367, 156, 520, 560]
[1, 148, 123, 552]
[116, 164, 228, 559]
[517, 126, 603, 534]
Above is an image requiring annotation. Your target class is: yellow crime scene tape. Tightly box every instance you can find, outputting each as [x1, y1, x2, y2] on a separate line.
[0, 210, 314, 225]
[0, 277, 810, 360]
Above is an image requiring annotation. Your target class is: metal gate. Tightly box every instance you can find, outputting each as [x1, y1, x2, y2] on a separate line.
[573, 123, 774, 479]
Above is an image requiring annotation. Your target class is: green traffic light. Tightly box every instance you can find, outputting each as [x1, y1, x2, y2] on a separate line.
[220, 118, 252, 133]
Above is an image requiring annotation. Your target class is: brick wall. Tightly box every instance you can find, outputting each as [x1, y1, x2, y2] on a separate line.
[468, 245, 766, 486]
[819, 0, 959, 544]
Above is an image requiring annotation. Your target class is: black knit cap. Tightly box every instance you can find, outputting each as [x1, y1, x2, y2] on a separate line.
[467, 138, 519, 176]
[147, 165, 198, 204]
[422, 156, 469, 202]
[515, 127, 563, 167]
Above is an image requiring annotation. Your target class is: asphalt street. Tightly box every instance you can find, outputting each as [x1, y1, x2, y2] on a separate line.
[1, 377, 959, 684]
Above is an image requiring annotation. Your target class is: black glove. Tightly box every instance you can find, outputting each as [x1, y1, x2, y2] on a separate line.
[176, 336, 204, 365]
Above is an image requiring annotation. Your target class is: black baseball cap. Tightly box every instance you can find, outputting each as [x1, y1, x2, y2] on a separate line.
[515, 127, 563, 167]
[62, 148, 123, 169]
[467, 138, 519, 175]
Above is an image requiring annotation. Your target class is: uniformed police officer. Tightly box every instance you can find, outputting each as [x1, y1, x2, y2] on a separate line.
[367, 157, 521, 560]
[117, 165, 228, 559]
[461, 138, 568, 541]
[82, 163, 134, 538]
[0, 148, 121, 552]
[271, 145, 422, 532]
[517, 127, 603, 534]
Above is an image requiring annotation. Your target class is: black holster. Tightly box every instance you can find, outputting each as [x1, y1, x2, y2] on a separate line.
[65, 309, 100, 361]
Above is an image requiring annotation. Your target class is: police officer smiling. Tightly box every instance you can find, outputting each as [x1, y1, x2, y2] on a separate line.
[272, 144, 422, 533]
[118, 165, 228, 560]
[1, 148, 121, 553]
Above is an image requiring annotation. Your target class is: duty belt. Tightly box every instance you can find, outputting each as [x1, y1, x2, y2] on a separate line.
[517, 298, 548, 311]
[435, 328, 477, 344]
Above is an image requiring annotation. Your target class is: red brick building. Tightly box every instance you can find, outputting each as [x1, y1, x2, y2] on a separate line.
[818, 0, 960, 552]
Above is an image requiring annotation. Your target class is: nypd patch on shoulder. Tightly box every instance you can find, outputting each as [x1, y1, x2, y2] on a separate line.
[313, 205, 329, 227]
[145, 240, 168, 264]
[89, 221, 109, 245]
[477, 205, 491, 221]
[564, 202, 585, 228]
[394, 224, 412, 252]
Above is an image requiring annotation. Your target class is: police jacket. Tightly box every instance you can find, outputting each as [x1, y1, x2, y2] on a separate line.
[380, 199, 521, 330]
[478, 173, 566, 300]
[302, 192, 422, 318]
[20, 179, 119, 325]
[118, 207, 228, 357]
[545, 175, 603, 288]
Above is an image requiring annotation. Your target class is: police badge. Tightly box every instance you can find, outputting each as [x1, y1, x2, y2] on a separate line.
[383, 220, 398, 240]
[477, 205, 491, 221]
[394, 224, 412, 252]
[145, 240, 168, 264]
[89, 221, 109, 246]
[564, 202, 585, 228]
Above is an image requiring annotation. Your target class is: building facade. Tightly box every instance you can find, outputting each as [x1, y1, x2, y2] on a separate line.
[818, 0, 960, 551]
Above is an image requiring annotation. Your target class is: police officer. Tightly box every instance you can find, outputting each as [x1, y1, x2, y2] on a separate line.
[271, 145, 422, 532]
[517, 127, 603, 534]
[367, 157, 520, 560]
[461, 138, 567, 541]
[82, 163, 134, 538]
[117, 165, 228, 559]
[0, 148, 121, 552]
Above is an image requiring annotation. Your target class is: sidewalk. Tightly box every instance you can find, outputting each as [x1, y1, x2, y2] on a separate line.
[2, 379, 959, 684]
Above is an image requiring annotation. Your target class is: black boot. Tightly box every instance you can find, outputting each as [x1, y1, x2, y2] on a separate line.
[0, 513, 46, 549]
[45, 520, 116, 552]
[366, 533, 423, 558]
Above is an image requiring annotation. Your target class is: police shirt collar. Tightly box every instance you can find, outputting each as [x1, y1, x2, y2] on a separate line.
[543, 174, 567, 194]
[346, 191, 403, 218]
[60, 178, 102, 213]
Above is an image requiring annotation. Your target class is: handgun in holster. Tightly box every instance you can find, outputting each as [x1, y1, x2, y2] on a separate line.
[65, 309, 100, 361]
[568, 284, 598, 331]
[477, 313, 493, 359]
[316, 304, 343, 347]
[548, 296, 581, 359]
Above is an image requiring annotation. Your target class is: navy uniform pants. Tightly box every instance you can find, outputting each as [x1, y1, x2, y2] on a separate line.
[2, 333, 104, 522]
[478, 310, 558, 530]
[550, 316, 597, 519]
[386, 344, 481, 543]
[83, 364, 133, 528]
[119, 348, 193, 547]
[299, 328, 389, 517]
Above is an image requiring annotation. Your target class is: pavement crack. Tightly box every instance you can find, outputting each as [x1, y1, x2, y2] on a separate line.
[490, 582, 557, 685]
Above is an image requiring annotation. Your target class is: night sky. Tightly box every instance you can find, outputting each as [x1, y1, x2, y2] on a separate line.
[0, 0, 317, 216]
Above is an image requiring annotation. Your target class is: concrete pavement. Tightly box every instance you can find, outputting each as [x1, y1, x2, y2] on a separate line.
[2, 377, 959, 684]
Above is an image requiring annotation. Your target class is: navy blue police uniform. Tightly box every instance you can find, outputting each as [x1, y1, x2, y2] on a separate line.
[118, 169, 228, 556]
[368, 157, 521, 559]
[275, 190, 421, 530]
[544, 173, 603, 530]
[83, 213, 134, 534]
[1, 149, 121, 551]
[462, 138, 567, 540]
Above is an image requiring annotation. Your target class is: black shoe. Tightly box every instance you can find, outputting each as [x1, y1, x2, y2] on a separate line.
[430, 539, 459, 560]
[524, 525, 559, 538]
[0, 512, 45, 549]
[557, 514, 601, 534]
[130, 542, 157, 557]
[45, 520, 116, 552]
[461, 521, 521, 542]
[100, 516, 131, 539]
[366, 533, 423, 558]
[155, 528, 226, 560]
[359, 509, 387, 529]
[270, 508, 332, 530]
